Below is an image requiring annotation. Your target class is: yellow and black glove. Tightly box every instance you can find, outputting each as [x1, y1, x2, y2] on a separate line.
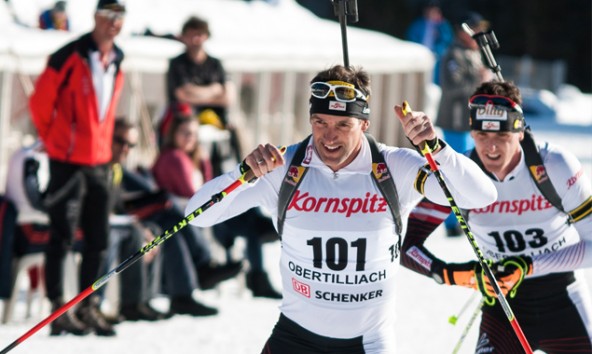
[432, 256, 533, 306]
[486, 256, 533, 299]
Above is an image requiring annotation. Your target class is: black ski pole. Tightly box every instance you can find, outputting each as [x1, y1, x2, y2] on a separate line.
[332, 0, 358, 67]
[462, 23, 503, 81]
[0, 150, 285, 354]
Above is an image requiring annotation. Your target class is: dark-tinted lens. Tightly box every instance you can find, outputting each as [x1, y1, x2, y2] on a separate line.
[114, 137, 136, 148]
[311, 82, 331, 99]
[310, 82, 362, 102]
[334, 86, 356, 101]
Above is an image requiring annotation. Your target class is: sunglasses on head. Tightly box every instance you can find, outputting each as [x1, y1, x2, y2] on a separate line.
[468, 94, 523, 114]
[97, 9, 126, 21]
[113, 136, 136, 148]
[310, 82, 367, 103]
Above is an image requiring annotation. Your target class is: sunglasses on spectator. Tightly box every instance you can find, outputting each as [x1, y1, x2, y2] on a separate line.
[310, 82, 367, 103]
[113, 136, 136, 148]
[97, 9, 126, 21]
[468, 94, 523, 113]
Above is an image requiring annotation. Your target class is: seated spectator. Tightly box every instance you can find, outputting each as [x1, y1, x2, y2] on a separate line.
[104, 119, 168, 322]
[119, 118, 240, 317]
[39, 1, 69, 31]
[2, 137, 167, 328]
[154, 115, 281, 299]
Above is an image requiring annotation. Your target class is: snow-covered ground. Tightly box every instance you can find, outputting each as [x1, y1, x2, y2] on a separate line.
[2, 226, 591, 354]
[1, 90, 590, 354]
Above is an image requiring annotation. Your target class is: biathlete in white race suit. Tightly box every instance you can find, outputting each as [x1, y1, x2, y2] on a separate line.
[401, 81, 592, 353]
[185, 65, 497, 354]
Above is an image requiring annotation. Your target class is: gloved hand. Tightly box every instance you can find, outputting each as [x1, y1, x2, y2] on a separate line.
[431, 257, 532, 305]
[430, 260, 480, 289]
[484, 256, 533, 298]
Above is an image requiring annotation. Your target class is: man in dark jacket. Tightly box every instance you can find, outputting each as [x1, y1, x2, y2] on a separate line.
[435, 11, 493, 236]
[29, 0, 126, 337]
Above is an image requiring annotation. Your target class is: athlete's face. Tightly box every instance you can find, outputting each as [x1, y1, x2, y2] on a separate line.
[471, 130, 524, 180]
[310, 113, 369, 172]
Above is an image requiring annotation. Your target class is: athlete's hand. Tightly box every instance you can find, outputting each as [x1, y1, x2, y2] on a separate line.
[394, 102, 440, 153]
[243, 143, 286, 178]
[486, 256, 533, 298]
[431, 261, 479, 289]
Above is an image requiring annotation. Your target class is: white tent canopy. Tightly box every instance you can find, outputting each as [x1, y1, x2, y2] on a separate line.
[0, 0, 435, 190]
[4, 0, 433, 73]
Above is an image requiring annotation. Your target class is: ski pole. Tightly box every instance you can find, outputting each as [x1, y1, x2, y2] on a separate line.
[0, 148, 285, 354]
[461, 23, 503, 82]
[401, 101, 534, 354]
[448, 291, 479, 325]
[332, 0, 358, 68]
[451, 298, 485, 354]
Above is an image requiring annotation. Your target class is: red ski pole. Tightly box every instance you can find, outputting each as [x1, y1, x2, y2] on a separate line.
[1, 148, 285, 354]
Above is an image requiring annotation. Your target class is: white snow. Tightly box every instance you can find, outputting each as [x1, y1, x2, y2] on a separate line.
[2, 222, 591, 354]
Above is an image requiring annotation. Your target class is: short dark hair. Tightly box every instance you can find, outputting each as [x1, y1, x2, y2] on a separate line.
[310, 65, 371, 97]
[471, 81, 522, 105]
[181, 16, 210, 36]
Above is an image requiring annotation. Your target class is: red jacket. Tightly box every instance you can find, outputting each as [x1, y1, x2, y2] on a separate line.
[29, 33, 124, 165]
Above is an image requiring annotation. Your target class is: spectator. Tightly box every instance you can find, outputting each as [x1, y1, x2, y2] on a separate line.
[39, 1, 69, 31]
[166, 16, 233, 129]
[163, 16, 281, 298]
[212, 207, 282, 299]
[152, 116, 242, 316]
[164, 15, 242, 175]
[104, 119, 168, 322]
[406, 0, 453, 84]
[436, 11, 493, 236]
[184, 64, 496, 352]
[28, 0, 126, 336]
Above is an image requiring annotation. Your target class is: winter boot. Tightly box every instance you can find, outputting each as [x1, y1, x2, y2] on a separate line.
[120, 302, 170, 321]
[197, 261, 243, 290]
[76, 296, 116, 336]
[246, 270, 282, 299]
[168, 296, 218, 317]
[49, 299, 90, 336]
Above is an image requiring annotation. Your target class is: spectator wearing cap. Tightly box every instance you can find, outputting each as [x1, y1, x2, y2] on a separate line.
[435, 11, 494, 237]
[29, 0, 126, 337]
[38, 1, 69, 31]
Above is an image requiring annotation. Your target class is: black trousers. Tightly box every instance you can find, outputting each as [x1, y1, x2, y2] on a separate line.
[261, 314, 366, 354]
[478, 272, 592, 354]
[44, 160, 111, 301]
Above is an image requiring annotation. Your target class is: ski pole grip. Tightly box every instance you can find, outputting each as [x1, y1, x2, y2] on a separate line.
[239, 146, 287, 183]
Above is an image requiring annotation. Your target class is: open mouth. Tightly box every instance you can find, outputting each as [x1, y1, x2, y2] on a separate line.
[485, 153, 501, 161]
[323, 144, 341, 153]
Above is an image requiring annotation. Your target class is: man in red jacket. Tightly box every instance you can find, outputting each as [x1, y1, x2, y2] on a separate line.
[29, 0, 126, 337]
